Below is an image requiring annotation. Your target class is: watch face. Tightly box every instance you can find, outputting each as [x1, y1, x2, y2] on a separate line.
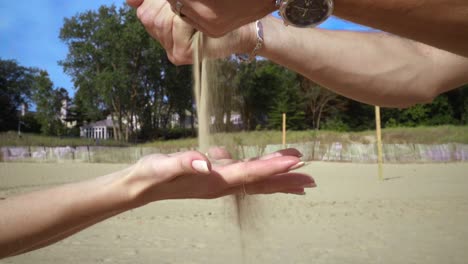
[282, 0, 333, 27]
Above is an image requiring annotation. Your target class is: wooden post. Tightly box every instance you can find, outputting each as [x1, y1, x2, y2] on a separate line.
[375, 106, 384, 180]
[282, 113, 286, 147]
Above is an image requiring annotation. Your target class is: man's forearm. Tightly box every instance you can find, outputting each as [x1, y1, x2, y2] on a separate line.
[334, 0, 468, 58]
[258, 16, 468, 107]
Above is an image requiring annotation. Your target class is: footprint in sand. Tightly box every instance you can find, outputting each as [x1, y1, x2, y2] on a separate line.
[191, 242, 207, 249]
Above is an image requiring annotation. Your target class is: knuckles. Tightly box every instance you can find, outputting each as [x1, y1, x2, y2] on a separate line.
[172, 52, 192, 65]
[137, 8, 154, 28]
[168, 50, 192, 65]
[153, 17, 166, 32]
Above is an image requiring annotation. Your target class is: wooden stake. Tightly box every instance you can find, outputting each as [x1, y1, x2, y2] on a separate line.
[282, 113, 286, 147]
[375, 106, 384, 180]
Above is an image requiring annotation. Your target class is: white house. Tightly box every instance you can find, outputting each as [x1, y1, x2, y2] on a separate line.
[80, 116, 114, 140]
[60, 99, 77, 129]
[169, 110, 194, 129]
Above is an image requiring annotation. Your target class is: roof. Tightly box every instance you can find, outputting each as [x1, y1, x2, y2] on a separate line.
[81, 118, 114, 128]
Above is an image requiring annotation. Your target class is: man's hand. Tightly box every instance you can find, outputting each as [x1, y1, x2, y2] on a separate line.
[127, 0, 275, 38]
[128, 0, 195, 64]
[127, 0, 257, 65]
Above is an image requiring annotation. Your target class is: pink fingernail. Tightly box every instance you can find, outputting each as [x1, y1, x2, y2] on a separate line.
[192, 160, 210, 174]
[289, 161, 305, 171]
[302, 183, 317, 188]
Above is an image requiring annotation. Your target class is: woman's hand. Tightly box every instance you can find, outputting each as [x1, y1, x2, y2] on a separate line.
[122, 148, 315, 206]
[127, 0, 275, 38]
[126, 0, 257, 65]
[0, 148, 314, 258]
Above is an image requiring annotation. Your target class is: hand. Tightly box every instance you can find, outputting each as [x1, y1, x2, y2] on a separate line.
[127, 0, 257, 65]
[128, 0, 275, 38]
[122, 148, 315, 205]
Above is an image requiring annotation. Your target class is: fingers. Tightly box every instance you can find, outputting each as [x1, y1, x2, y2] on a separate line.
[207, 147, 232, 160]
[140, 151, 211, 182]
[243, 148, 304, 162]
[212, 173, 316, 198]
[215, 156, 305, 186]
[136, 0, 195, 65]
[126, 0, 144, 8]
[136, 0, 175, 52]
[133, 0, 238, 65]
[156, 3, 175, 51]
[137, 0, 164, 40]
[211, 147, 304, 170]
[171, 15, 196, 65]
[259, 148, 304, 161]
[245, 173, 315, 194]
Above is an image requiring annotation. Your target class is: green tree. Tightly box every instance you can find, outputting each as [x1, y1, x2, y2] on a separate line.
[32, 71, 69, 136]
[382, 94, 455, 127]
[268, 82, 305, 130]
[60, 5, 189, 141]
[298, 76, 348, 130]
[446, 84, 468, 125]
[424, 95, 455, 125]
[341, 101, 375, 131]
[0, 59, 37, 132]
[208, 58, 239, 132]
[236, 60, 298, 130]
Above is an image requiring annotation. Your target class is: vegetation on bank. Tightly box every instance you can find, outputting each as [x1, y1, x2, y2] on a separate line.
[2, 126, 467, 148]
[0, 131, 128, 147]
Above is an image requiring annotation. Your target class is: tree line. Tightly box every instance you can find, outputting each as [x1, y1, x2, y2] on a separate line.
[1, 4, 467, 142]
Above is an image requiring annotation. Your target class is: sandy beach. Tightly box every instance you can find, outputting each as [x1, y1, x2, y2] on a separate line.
[1, 162, 467, 264]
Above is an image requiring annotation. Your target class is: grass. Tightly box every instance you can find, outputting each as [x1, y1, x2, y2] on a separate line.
[0, 131, 128, 147]
[1, 125, 467, 148]
[380, 126, 468, 144]
[142, 125, 468, 148]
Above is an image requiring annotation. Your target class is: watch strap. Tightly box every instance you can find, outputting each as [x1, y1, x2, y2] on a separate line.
[236, 20, 264, 63]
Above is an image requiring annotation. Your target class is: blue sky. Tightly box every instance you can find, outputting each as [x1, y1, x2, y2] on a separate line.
[0, 1, 370, 97]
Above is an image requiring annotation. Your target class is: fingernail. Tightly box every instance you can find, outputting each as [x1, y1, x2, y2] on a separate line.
[302, 183, 317, 188]
[289, 161, 305, 171]
[192, 160, 210, 174]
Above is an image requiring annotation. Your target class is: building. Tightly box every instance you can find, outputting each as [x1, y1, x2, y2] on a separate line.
[169, 110, 194, 129]
[80, 117, 114, 140]
[60, 99, 78, 129]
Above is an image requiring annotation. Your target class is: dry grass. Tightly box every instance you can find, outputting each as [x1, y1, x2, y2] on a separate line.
[2, 126, 467, 149]
[0, 131, 128, 147]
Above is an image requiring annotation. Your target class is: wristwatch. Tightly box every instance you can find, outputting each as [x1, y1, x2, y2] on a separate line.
[276, 0, 334, 28]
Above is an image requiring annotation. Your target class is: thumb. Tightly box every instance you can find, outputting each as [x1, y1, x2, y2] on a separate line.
[153, 151, 212, 181]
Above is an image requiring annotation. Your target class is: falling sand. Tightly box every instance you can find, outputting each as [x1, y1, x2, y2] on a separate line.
[192, 32, 263, 262]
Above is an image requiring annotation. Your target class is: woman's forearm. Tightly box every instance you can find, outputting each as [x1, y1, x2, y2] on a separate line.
[0, 169, 134, 258]
[258, 16, 468, 107]
[9, 211, 123, 258]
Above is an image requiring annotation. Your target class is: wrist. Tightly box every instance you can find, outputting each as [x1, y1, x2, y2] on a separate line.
[105, 166, 148, 209]
[236, 20, 264, 60]
[255, 16, 280, 57]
